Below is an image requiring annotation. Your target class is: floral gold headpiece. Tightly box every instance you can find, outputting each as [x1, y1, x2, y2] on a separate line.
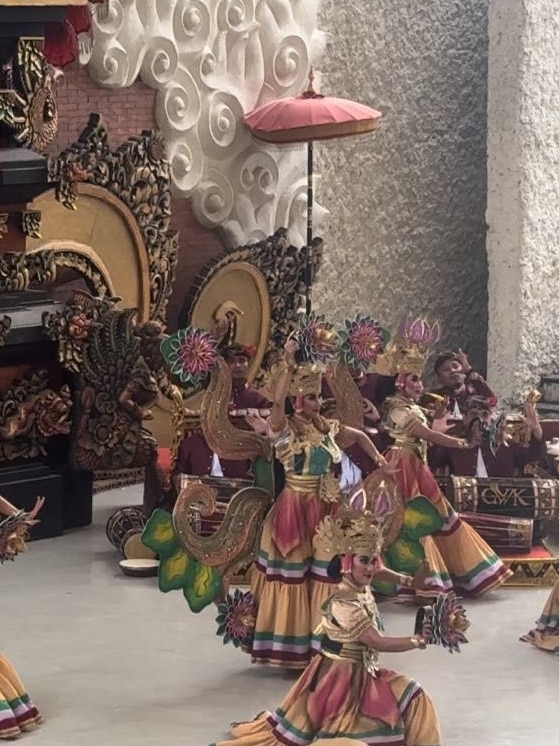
[315, 508, 385, 558]
[374, 316, 441, 378]
[287, 361, 323, 397]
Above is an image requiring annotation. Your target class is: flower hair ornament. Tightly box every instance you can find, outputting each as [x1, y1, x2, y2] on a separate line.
[160, 326, 219, 387]
[415, 592, 470, 653]
[285, 313, 339, 399]
[338, 315, 391, 372]
[375, 315, 441, 378]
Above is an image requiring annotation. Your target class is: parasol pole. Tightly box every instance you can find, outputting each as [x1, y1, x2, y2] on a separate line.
[306, 139, 313, 314]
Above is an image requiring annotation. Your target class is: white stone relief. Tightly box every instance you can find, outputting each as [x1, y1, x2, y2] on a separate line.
[88, 0, 328, 246]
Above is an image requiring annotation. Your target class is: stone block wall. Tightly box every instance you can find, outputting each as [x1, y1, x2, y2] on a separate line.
[314, 0, 490, 375]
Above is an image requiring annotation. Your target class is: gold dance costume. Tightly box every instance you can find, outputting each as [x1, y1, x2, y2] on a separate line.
[211, 576, 441, 745]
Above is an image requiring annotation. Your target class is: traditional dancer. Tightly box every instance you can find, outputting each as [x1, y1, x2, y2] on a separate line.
[374, 317, 511, 598]
[520, 578, 559, 654]
[210, 508, 443, 746]
[249, 337, 392, 670]
[0, 495, 44, 740]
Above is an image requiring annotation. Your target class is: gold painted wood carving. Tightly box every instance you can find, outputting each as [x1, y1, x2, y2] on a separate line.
[0, 316, 12, 347]
[323, 360, 365, 429]
[201, 358, 273, 462]
[189, 261, 271, 380]
[0, 249, 109, 296]
[182, 229, 323, 360]
[173, 479, 272, 590]
[0, 39, 59, 152]
[0, 370, 72, 462]
[47, 113, 178, 325]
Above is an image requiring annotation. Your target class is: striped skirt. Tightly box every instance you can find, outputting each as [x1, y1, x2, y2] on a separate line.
[384, 448, 511, 598]
[249, 483, 337, 670]
[0, 654, 41, 740]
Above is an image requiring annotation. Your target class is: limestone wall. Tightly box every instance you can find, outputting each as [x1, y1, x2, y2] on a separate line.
[486, 0, 559, 403]
[314, 0, 490, 374]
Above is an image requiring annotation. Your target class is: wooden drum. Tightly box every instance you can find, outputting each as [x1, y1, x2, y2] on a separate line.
[460, 512, 534, 554]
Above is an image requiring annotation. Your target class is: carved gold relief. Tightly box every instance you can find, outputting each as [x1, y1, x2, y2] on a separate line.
[0, 214, 8, 241]
[172, 479, 273, 590]
[0, 316, 12, 347]
[0, 251, 56, 292]
[47, 113, 177, 325]
[201, 358, 273, 463]
[0, 370, 72, 462]
[0, 39, 59, 152]
[183, 229, 323, 366]
[21, 210, 42, 239]
[323, 359, 366, 429]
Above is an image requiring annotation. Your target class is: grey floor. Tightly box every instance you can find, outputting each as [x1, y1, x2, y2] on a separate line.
[3, 486, 558, 746]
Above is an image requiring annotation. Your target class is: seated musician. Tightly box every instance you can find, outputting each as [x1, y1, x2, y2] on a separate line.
[428, 395, 545, 478]
[174, 344, 270, 482]
[430, 348, 497, 421]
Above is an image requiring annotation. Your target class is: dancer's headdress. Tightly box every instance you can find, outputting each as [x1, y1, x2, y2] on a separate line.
[337, 315, 390, 372]
[315, 506, 385, 557]
[374, 315, 441, 377]
[286, 313, 338, 397]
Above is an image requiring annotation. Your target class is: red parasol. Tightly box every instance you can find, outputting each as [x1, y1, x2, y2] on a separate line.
[243, 72, 382, 312]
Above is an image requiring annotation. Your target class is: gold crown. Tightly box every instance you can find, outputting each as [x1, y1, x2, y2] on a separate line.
[374, 342, 426, 377]
[315, 508, 385, 557]
[287, 361, 323, 397]
[374, 317, 441, 377]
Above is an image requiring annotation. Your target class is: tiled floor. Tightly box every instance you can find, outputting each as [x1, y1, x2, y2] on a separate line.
[3, 486, 558, 746]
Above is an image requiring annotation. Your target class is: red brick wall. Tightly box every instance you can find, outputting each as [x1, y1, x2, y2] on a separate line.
[52, 63, 225, 331]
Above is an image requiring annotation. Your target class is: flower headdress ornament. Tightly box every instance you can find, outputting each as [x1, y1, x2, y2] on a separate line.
[286, 313, 339, 398]
[295, 312, 339, 364]
[338, 315, 390, 372]
[160, 326, 219, 387]
[415, 592, 470, 654]
[375, 315, 441, 378]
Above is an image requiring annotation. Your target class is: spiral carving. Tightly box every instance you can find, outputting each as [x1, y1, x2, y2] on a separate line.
[173, 0, 212, 51]
[272, 34, 309, 89]
[88, 0, 326, 244]
[141, 38, 180, 87]
[201, 358, 273, 461]
[172, 480, 272, 588]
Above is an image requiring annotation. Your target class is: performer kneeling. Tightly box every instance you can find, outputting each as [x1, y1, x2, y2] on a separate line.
[210, 509, 443, 746]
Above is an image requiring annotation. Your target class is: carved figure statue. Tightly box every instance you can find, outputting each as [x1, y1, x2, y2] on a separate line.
[0, 371, 72, 461]
[72, 308, 159, 471]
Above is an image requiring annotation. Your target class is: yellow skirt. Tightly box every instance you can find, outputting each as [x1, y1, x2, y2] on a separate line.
[0, 654, 41, 739]
[521, 577, 559, 653]
[250, 486, 337, 670]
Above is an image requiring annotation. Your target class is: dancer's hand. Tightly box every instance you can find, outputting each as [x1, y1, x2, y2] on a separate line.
[283, 338, 298, 365]
[245, 412, 268, 434]
[26, 496, 45, 523]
